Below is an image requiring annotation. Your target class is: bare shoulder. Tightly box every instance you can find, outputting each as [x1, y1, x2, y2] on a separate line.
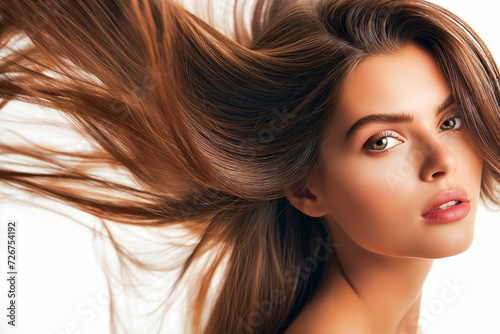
[284, 280, 370, 334]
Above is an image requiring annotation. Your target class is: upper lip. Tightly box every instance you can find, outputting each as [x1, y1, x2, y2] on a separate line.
[421, 188, 470, 216]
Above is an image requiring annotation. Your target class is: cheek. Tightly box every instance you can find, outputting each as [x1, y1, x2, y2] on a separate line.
[453, 135, 483, 193]
[457, 137, 483, 178]
[320, 154, 415, 247]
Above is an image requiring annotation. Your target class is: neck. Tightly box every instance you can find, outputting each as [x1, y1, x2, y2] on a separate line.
[321, 222, 433, 333]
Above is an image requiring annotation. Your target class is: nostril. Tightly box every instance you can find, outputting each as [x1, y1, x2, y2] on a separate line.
[431, 171, 445, 178]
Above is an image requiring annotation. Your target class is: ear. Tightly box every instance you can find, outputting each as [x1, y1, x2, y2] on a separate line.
[284, 179, 328, 218]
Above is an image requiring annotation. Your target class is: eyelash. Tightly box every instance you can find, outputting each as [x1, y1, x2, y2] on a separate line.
[363, 113, 463, 155]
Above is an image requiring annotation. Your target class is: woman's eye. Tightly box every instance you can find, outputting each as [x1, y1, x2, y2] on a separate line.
[365, 133, 402, 153]
[364, 115, 462, 155]
[440, 115, 462, 131]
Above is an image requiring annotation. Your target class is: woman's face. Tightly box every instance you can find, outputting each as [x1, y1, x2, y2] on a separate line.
[308, 43, 483, 258]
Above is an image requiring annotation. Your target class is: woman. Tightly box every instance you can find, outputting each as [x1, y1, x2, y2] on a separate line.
[0, 0, 498, 333]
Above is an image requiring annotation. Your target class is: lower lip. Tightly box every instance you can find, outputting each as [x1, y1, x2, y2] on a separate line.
[421, 202, 471, 224]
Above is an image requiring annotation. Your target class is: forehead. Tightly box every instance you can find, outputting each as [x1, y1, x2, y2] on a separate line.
[336, 43, 450, 125]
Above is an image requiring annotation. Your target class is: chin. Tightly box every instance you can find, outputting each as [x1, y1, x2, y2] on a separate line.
[417, 220, 476, 259]
[430, 236, 474, 259]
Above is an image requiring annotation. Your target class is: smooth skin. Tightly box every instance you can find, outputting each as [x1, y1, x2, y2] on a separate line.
[284, 43, 483, 333]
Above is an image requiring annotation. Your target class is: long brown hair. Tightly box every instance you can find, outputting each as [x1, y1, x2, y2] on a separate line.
[0, 0, 499, 333]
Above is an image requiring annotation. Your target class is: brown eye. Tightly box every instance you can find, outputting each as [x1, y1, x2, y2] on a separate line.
[371, 137, 388, 150]
[365, 133, 402, 153]
[440, 115, 462, 131]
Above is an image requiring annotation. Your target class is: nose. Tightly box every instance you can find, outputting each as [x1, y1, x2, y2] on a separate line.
[419, 137, 457, 182]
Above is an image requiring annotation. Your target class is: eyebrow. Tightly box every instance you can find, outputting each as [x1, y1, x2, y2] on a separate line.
[344, 94, 455, 142]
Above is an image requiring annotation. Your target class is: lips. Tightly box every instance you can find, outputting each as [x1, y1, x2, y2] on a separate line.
[421, 188, 470, 217]
[430, 200, 460, 212]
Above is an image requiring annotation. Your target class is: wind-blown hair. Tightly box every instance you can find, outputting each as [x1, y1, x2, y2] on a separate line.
[0, 0, 498, 333]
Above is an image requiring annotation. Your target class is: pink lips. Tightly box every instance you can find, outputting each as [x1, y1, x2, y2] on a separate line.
[421, 188, 471, 224]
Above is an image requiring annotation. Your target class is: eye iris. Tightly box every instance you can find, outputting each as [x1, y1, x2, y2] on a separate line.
[441, 118, 455, 130]
[371, 137, 388, 150]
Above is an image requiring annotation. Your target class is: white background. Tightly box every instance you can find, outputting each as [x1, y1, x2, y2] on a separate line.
[0, 1, 499, 334]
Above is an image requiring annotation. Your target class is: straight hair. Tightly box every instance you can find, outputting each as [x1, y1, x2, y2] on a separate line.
[0, 0, 498, 333]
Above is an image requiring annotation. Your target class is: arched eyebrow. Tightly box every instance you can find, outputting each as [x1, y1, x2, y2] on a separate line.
[344, 94, 455, 142]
